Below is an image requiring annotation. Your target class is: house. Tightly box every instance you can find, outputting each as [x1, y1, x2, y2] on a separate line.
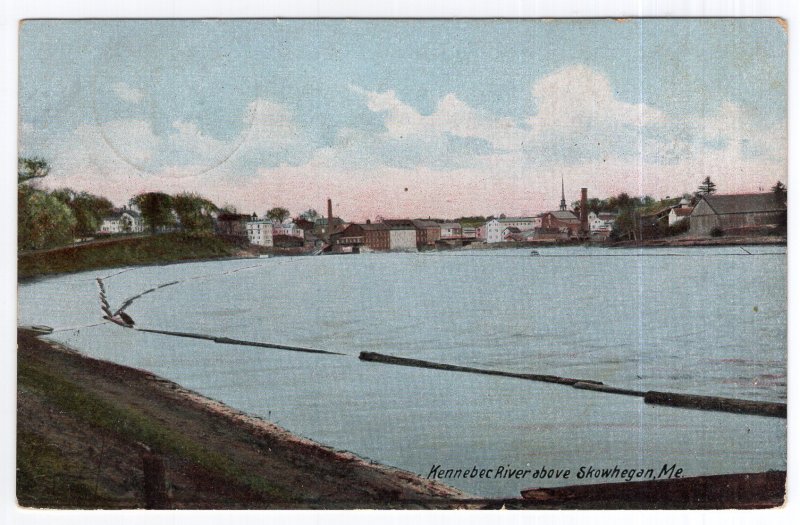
[689, 193, 787, 236]
[273, 221, 304, 238]
[440, 222, 463, 239]
[503, 226, 522, 241]
[668, 207, 693, 226]
[98, 208, 144, 234]
[587, 211, 617, 238]
[245, 217, 274, 247]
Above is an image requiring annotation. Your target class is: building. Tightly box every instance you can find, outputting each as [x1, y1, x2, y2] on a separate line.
[668, 207, 693, 226]
[689, 193, 787, 236]
[485, 217, 537, 243]
[588, 211, 617, 235]
[273, 221, 304, 238]
[361, 222, 390, 251]
[539, 210, 581, 237]
[98, 209, 144, 234]
[245, 217, 274, 247]
[382, 219, 418, 251]
[440, 222, 463, 239]
[411, 220, 441, 248]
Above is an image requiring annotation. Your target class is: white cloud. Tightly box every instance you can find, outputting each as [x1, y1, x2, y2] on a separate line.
[530, 65, 666, 132]
[111, 82, 144, 104]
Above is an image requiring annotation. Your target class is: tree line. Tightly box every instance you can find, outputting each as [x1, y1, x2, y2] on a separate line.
[18, 157, 313, 251]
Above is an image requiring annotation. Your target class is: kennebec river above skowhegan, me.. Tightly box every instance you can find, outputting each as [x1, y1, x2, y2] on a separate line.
[18, 245, 787, 498]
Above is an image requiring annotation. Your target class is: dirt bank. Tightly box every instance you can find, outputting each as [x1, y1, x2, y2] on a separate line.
[16, 329, 468, 509]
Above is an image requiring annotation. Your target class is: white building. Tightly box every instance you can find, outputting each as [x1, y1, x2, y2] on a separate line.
[98, 209, 144, 234]
[485, 217, 537, 243]
[273, 221, 304, 238]
[440, 222, 462, 239]
[588, 211, 616, 233]
[387, 227, 417, 251]
[246, 219, 274, 247]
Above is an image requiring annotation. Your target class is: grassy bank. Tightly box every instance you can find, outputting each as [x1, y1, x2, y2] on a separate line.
[18, 233, 250, 280]
[16, 329, 468, 509]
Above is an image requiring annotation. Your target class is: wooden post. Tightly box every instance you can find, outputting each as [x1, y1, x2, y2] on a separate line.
[141, 449, 168, 509]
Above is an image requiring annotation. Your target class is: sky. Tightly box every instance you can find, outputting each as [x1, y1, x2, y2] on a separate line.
[18, 18, 787, 221]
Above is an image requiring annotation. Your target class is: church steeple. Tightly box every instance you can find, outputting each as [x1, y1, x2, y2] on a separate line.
[559, 176, 567, 211]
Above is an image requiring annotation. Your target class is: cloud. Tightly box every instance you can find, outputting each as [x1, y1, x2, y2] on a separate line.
[22, 68, 786, 218]
[530, 65, 666, 131]
[111, 82, 144, 104]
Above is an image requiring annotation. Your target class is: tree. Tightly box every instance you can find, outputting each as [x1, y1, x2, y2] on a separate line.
[51, 188, 114, 237]
[697, 176, 717, 195]
[266, 207, 290, 223]
[299, 208, 319, 221]
[18, 185, 76, 250]
[18, 157, 50, 184]
[172, 192, 217, 233]
[131, 192, 174, 234]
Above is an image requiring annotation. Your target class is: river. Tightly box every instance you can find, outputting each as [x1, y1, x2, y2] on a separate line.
[17, 245, 787, 497]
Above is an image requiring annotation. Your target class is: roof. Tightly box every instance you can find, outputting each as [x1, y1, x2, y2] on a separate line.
[546, 210, 580, 221]
[672, 207, 694, 217]
[497, 216, 536, 223]
[700, 193, 786, 215]
[359, 222, 390, 231]
[105, 209, 141, 220]
[439, 222, 462, 229]
[503, 227, 521, 233]
[411, 219, 439, 228]
[382, 219, 416, 230]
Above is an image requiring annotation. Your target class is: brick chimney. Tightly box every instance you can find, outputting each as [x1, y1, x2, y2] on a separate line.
[327, 198, 333, 234]
[580, 188, 589, 235]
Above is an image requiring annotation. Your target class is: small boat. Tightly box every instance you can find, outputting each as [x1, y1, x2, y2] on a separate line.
[530, 250, 540, 256]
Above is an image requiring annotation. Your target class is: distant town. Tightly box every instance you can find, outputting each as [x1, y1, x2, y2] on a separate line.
[17, 158, 787, 254]
[96, 178, 788, 255]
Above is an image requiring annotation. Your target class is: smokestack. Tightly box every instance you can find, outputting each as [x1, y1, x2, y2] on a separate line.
[580, 188, 589, 235]
[327, 198, 333, 233]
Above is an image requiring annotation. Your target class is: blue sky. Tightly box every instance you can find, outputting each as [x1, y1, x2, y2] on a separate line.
[19, 19, 787, 219]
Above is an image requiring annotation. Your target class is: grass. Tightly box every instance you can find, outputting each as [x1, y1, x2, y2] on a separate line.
[18, 233, 244, 279]
[18, 357, 289, 503]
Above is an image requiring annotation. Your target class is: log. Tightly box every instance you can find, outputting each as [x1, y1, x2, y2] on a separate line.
[572, 381, 645, 397]
[358, 352, 603, 386]
[135, 328, 345, 355]
[520, 470, 785, 509]
[644, 391, 786, 418]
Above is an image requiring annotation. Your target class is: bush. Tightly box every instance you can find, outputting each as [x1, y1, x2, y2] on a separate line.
[710, 227, 725, 237]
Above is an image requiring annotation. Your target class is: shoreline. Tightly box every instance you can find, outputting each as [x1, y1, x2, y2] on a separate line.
[16, 329, 470, 509]
[16, 329, 786, 509]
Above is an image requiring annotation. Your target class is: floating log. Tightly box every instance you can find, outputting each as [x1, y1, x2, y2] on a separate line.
[358, 352, 603, 386]
[134, 327, 345, 356]
[520, 470, 786, 509]
[572, 381, 645, 397]
[644, 391, 786, 419]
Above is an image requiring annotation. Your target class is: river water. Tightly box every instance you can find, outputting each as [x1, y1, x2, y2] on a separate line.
[18, 246, 787, 497]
